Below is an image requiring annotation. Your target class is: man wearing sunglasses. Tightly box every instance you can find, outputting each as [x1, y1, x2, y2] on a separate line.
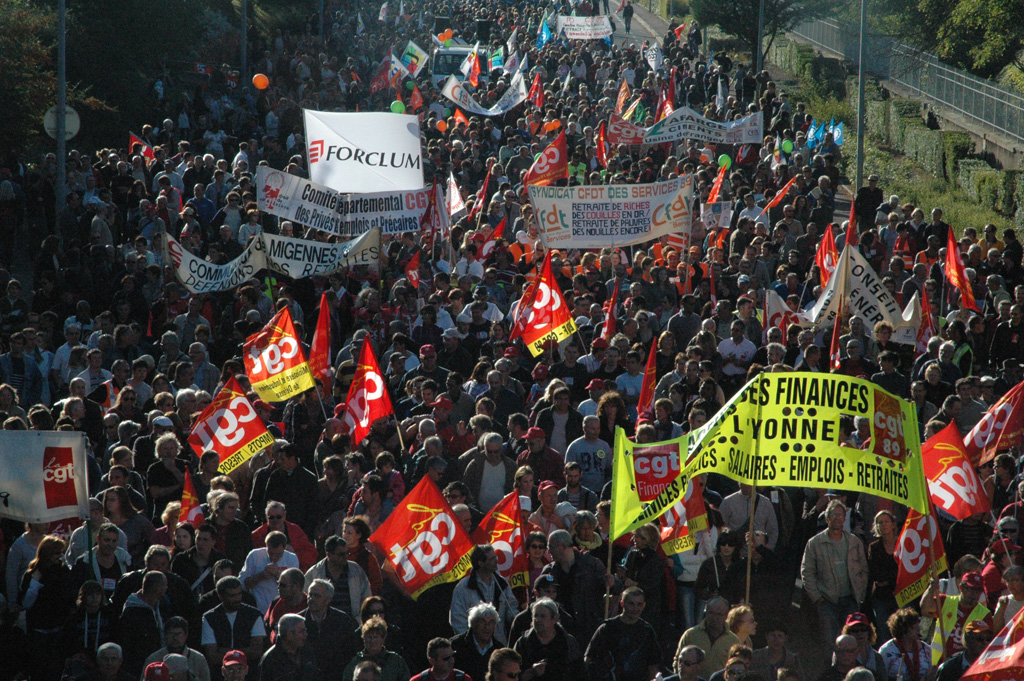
[414, 638, 470, 681]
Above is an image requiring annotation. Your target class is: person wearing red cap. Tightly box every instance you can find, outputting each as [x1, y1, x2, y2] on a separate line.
[221, 650, 248, 681]
[982, 536, 1020, 603]
[516, 428, 566, 490]
[921, 570, 992, 663]
[529, 481, 570, 536]
[143, 661, 171, 681]
[577, 379, 607, 418]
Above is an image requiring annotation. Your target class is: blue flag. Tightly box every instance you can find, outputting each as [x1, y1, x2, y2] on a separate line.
[827, 117, 836, 136]
[706, 48, 714, 69]
[807, 118, 819, 149]
[833, 122, 844, 146]
[536, 20, 552, 49]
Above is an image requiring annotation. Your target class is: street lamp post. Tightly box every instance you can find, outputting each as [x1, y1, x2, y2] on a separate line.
[56, 0, 67, 217]
[755, 0, 765, 72]
[855, 0, 867, 190]
[241, 0, 248, 88]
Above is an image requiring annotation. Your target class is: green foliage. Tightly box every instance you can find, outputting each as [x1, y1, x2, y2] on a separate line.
[0, 0, 56, 152]
[691, 0, 836, 67]
[940, 132, 973, 183]
[660, 0, 690, 20]
[930, 0, 1024, 78]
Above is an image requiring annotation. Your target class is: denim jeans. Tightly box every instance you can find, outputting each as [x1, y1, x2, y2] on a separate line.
[817, 595, 859, 645]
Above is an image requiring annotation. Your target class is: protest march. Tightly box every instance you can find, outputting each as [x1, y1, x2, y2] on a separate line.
[2, 0, 1024, 681]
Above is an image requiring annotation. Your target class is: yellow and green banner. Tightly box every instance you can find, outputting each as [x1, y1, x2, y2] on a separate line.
[611, 372, 929, 536]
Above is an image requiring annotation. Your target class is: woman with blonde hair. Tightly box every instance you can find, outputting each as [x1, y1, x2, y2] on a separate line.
[22, 535, 74, 681]
[727, 604, 758, 647]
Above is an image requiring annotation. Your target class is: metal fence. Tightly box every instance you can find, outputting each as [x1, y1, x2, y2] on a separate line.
[788, 18, 1024, 146]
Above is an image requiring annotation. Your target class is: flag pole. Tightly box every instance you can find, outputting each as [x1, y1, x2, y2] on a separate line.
[744, 482, 757, 604]
[604, 527, 614, 619]
[313, 383, 329, 421]
[927, 497, 948, 664]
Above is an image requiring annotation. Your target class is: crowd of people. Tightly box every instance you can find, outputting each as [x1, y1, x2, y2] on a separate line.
[1, 0, 1023, 680]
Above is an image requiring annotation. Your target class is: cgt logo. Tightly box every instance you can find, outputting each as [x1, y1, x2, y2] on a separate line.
[262, 171, 286, 211]
[43, 446, 78, 509]
[309, 140, 325, 163]
[390, 512, 458, 579]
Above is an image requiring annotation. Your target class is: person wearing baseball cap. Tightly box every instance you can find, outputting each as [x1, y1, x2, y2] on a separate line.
[517, 428, 565, 491]
[529, 480, 570, 535]
[222, 651, 248, 680]
[921, 570, 991, 662]
[934, 619, 993, 681]
[982, 537, 1021, 601]
[143, 662, 170, 681]
[399, 343, 450, 392]
[578, 379, 607, 417]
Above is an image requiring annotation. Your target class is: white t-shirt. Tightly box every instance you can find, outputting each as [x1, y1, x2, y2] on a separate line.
[717, 337, 757, 376]
[479, 460, 507, 511]
[201, 609, 268, 646]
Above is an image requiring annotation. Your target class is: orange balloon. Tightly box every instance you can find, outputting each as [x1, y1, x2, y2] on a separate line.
[252, 73, 269, 90]
[444, 29, 453, 39]
[437, 120, 448, 132]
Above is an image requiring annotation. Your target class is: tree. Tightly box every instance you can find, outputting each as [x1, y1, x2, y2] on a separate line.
[925, 0, 1024, 79]
[691, 0, 838, 69]
[0, 0, 56, 152]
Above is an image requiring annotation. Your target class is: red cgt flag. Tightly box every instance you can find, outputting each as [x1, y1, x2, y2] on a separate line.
[508, 251, 577, 356]
[673, 22, 687, 41]
[946, 228, 981, 312]
[523, 130, 568, 186]
[471, 492, 529, 589]
[845, 201, 858, 247]
[528, 73, 545, 108]
[129, 132, 155, 161]
[963, 380, 1024, 466]
[922, 421, 990, 520]
[188, 376, 275, 475]
[341, 339, 394, 447]
[660, 477, 709, 555]
[309, 292, 333, 391]
[243, 307, 315, 403]
[614, 79, 631, 115]
[893, 509, 948, 606]
[757, 175, 798, 218]
[635, 340, 659, 424]
[404, 251, 421, 288]
[596, 120, 609, 168]
[369, 476, 475, 599]
[179, 469, 205, 527]
[481, 216, 507, 259]
[815, 223, 840, 288]
[961, 608, 1024, 681]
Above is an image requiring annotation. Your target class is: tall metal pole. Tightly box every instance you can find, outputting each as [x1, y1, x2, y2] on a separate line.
[319, 0, 324, 44]
[855, 0, 867, 190]
[56, 0, 67, 217]
[755, 0, 765, 73]
[241, 0, 248, 90]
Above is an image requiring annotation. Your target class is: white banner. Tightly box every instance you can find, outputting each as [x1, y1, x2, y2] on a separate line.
[440, 71, 528, 117]
[0, 432, 90, 523]
[303, 111, 423, 192]
[261, 230, 381, 279]
[805, 244, 920, 344]
[257, 166, 429, 237]
[643, 107, 763, 146]
[529, 175, 693, 249]
[555, 15, 613, 39]
[166, 229, 381, 293]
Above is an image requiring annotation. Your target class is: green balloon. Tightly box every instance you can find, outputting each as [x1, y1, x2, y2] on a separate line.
[444, 39, 452, 46]
[391, 100, 406, 114]
[406, 81, 415, 90]
[717, 154, 731, 170]
[444, 108, 452, 117]
[782, 139, 794, 153]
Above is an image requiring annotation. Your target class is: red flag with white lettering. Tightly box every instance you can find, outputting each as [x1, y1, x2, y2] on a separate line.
[894, 509, 948, 606]
[188, 377, 274, 474]
[180, 469, 205, 527]
[129, 132, 155, 162]
[404, 251, 421, 289]
[527, 73, 545, 108]
[707, 162, 728, 204]
[369, 476, 475, 599]
[596, 120, 609, 168]
[815, 223, 840, 288]
[508, 251, 577, 356]
[341, 339, 394, 447]
[922, 421, 990, 520]
[660, 477, 709, 556]
[471, 492, 529, 589]
[963, 380, 1024, 466]
[481, 216, 507, 259]
[523, 130, 568, 186]
[961, 609, 1024, 681]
